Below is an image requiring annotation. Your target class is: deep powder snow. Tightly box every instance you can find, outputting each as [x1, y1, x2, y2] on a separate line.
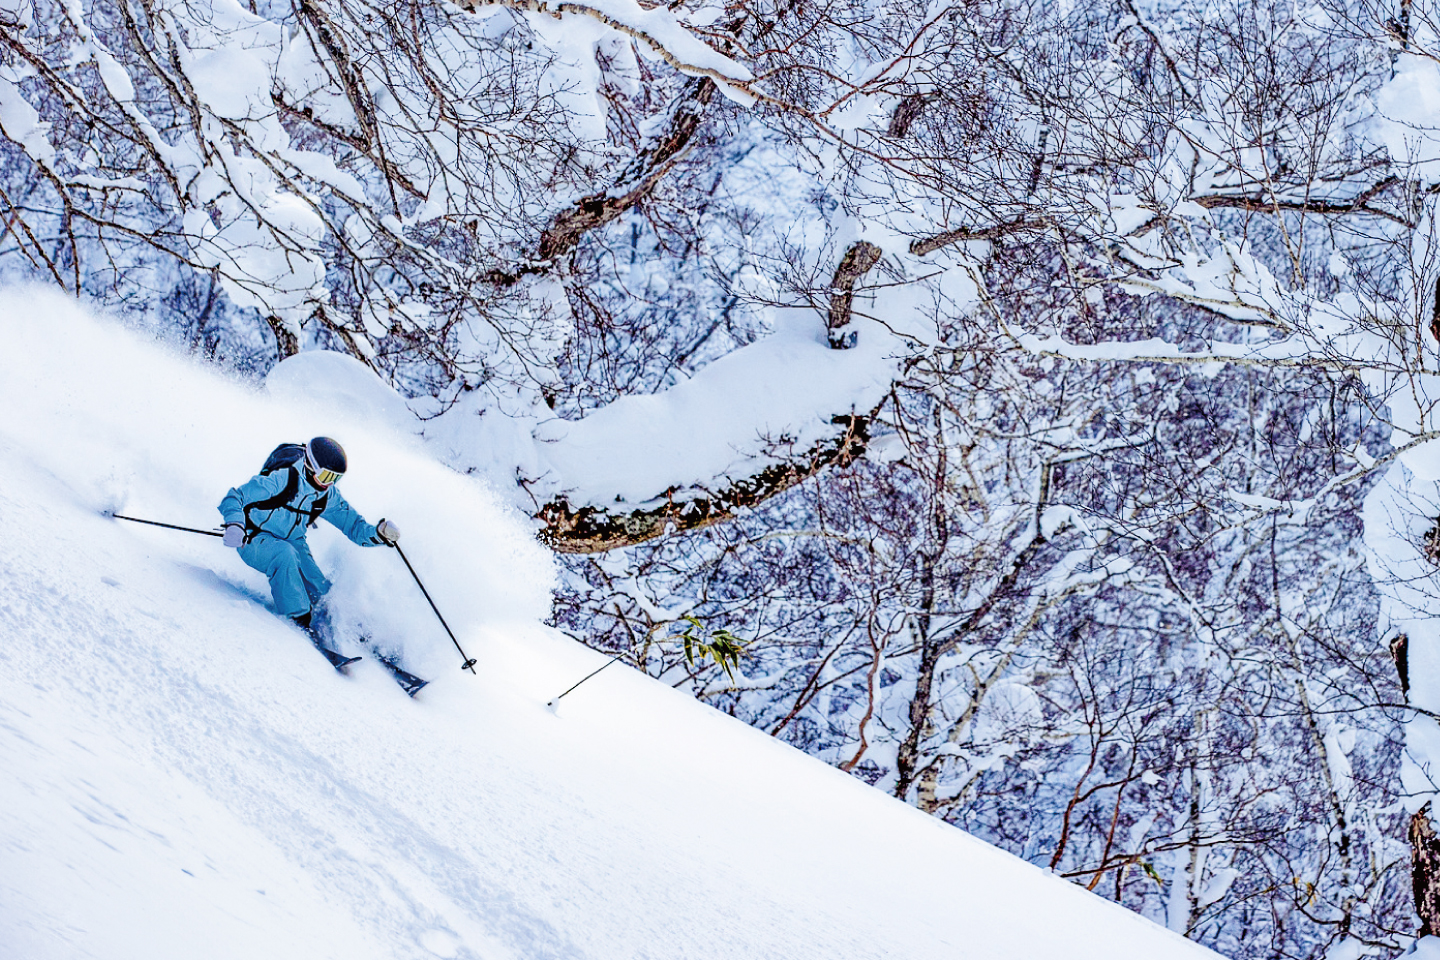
[0, 288, 1219, 960]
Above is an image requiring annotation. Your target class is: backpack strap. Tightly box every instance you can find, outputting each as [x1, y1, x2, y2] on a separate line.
[241, 468, 332, 542]
[242, 466, 300, 543]
[304, 491, 329, 528]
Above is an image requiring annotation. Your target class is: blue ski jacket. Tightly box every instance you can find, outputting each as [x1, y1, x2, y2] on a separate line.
[219, 468, 383, 546]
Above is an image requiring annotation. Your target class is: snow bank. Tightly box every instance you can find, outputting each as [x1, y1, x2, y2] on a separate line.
[0, 287, 1218, 960]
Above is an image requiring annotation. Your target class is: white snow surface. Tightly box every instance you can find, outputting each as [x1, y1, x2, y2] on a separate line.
[0, 287, 1219, 960]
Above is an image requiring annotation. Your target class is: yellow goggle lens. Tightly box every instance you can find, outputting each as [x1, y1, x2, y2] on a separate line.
[314, 467, 343, 485]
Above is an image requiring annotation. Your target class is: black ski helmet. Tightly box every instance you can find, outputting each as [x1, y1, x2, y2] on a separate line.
[305, 436, 347, 486]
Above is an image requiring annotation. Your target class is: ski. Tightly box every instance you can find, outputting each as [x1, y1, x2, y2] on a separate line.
[296, 620, 361, 671]
[377, 655, 429, 697]
[314, 642, 362, 671]
[352, 635, 428, 696]
[368, 648, 429, 697]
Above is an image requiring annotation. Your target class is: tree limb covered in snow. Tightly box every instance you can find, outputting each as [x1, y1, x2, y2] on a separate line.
[535, 78, 718, 265]
[455, 0, 753, 90]
[1190, 177, 1407, 226]
[909, 218, 1046, 257]
[536, 415, 870, 552]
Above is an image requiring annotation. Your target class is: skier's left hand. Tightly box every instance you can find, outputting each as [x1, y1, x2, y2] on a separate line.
[376, 518, 400, 545]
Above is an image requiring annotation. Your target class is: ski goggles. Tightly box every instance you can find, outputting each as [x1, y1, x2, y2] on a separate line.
[304, 449, 344, 487]
[311, 466, 343, 486]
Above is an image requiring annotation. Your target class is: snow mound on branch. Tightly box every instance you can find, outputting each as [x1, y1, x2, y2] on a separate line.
[0, 287, 1219, 960]
[187, 47, 273, 119]
[266, 350, 416, 436]
[536, 310, 899, 504]
[1372, 54, 1440, 177]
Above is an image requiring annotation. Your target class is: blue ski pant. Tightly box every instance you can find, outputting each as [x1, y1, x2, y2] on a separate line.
[238, 533, 332, 619]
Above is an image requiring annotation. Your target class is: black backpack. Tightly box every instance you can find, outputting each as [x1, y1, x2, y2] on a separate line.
[241, 443, 330, 540]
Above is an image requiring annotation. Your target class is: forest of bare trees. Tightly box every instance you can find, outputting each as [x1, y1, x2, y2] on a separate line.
[9, 0, 1440, 954]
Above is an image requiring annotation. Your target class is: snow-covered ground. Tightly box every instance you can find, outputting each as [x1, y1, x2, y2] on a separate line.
[0, 287, 1219, 960]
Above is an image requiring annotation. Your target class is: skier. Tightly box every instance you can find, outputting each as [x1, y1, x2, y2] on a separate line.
[219, 437, 399, 632]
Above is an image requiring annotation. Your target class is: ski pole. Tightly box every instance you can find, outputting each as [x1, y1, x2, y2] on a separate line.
[546, 630, 651, 708]
[547, 651, 628, 709]
[110, 512, 225, 538]
[392, 542, 478, 674]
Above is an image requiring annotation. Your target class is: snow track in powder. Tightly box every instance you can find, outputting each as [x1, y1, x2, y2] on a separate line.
[0, 287, 1219, 960]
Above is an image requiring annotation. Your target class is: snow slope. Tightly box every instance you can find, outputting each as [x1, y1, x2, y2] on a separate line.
[0, 287, 1219, 960]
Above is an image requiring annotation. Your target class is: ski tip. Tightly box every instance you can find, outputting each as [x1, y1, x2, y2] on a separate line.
[375, 656, 430, 698]
[316, 645, 361, 672]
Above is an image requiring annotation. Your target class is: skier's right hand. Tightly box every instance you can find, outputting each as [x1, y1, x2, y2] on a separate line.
[222, 524, 245, 549]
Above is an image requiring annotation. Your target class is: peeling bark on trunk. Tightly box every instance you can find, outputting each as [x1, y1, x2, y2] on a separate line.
[537, 78, 717, 264]
[827, 241, 883, 349]
[1413, 803, 1440, 936]
[1393, 633, 1411, 699]
[537, 415, 868, 553]
[1431, 276, 1440, 345]
[265, 314, 298, 361]
[909, 217, 1044, 257]
[307, 305, 384, 374]
[886, 94, 930, 138]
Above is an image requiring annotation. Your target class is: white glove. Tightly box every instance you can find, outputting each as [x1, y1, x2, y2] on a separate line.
[222, 524, 245, 548]
[376, 518, 400, 545]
